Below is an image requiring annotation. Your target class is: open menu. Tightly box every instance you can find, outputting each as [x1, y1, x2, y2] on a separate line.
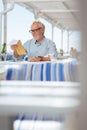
[9, 40, 26, 55]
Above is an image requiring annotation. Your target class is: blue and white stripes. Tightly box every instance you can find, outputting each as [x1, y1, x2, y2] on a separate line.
[13, 114, 64, 130]
[4, 59, 78, 81]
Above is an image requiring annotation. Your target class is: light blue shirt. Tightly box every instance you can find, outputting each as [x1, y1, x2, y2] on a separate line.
[23, 37, 58, 58]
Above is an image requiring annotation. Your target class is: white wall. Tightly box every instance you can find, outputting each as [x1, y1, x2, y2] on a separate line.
[76, 0, 87, 130]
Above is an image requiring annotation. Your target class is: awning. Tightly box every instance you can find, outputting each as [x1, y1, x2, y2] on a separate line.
[3, 0, 80, 31]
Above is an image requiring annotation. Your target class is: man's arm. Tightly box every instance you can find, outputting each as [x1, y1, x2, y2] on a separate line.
[39, 56, 51, 61]
[28, 56, 51, 62]
[47, 40, 58, 58]
[14, 50, 19, 58]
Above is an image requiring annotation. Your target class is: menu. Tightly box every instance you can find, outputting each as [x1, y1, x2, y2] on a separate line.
[10, 40, 26, 55]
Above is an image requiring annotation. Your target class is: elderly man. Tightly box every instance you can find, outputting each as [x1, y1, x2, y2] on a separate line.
[11, 21, 58, 62]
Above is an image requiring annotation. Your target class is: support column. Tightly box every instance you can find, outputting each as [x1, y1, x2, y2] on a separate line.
[67, 30, 69, 53]
[3, 2, 7, 44]
[61, 29, 63, 49]
[0, 13, 2, 53]
[51, 24, 54, 41]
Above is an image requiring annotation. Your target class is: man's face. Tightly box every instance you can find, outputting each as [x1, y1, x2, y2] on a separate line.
[31, 23, 44, 41]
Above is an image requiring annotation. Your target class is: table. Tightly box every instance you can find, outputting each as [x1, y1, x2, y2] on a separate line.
[0, 58, 78, 81]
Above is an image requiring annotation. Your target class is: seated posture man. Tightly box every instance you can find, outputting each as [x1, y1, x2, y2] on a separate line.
[11, 21, 58, 62]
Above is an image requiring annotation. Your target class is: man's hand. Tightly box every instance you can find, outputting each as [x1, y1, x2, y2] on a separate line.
[10, 45, 17, 50]
[28, 56, 51, 62]
[28, 56, 41, 62]
[10, 45, 19, 58]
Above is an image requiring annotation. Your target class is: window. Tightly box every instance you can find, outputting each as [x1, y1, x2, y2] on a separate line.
[53, 27, 62, 52]
[7, 4, 34, 53]
[69, 31, 81, 52]
[39, 17, 52, 40]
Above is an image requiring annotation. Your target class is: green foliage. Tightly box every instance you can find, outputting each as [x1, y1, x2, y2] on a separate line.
[1, 43, 6, 54]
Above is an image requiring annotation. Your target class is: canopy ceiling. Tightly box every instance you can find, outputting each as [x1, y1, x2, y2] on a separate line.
[3, 0, 80, 31]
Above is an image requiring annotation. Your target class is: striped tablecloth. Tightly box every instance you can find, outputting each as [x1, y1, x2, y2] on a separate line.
[0, 58, 78, 81]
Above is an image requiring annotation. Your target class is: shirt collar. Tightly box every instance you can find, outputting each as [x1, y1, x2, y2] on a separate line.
[34, 37, 45, 45]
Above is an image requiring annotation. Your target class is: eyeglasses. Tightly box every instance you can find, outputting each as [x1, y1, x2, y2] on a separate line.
[29, 27, 42, 33]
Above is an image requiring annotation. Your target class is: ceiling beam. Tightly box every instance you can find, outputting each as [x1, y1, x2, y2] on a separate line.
[40, 9, 80, 13]
[62, 1, 80, 24]
[5, 0, 75, 3]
